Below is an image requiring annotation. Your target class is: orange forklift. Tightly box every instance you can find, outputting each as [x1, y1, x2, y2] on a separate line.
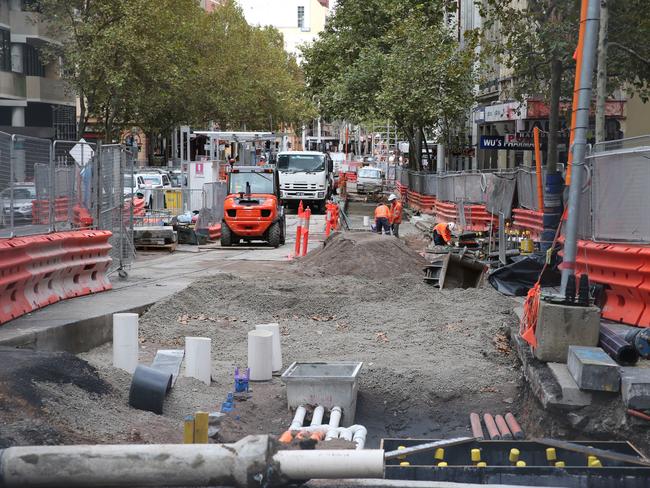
[221, 166, 286, 247]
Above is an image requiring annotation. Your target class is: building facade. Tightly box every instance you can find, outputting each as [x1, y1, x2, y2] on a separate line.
[0, 0, 75, 139]
[237, 0, 329, 58]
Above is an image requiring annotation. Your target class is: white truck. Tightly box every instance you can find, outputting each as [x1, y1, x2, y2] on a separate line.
[276, 151, 333, 211]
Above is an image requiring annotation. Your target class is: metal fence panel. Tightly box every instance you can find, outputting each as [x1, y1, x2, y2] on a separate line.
[422, 174, 438, 196]
[486, 173, 517, 219]
[591, 148, 650, 242]
[401, 168, 409, 186]
[516, 168, 542, 211]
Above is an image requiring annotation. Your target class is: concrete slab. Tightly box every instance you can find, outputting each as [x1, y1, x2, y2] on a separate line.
[567, 346, 620, 392]
[547, 362, 592, 407]
[534, 301, 600, 363]
[621, 367, 650, 409]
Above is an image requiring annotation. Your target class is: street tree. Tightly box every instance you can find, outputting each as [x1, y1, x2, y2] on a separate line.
[302, 0, 477, 170]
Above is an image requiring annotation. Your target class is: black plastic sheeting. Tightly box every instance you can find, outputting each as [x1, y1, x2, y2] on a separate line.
[488, 253, 561, 297]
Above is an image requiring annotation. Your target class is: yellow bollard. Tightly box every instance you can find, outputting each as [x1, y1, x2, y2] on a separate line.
[471, 448, 481, 464]
[509, 448, 520, 464]
[397, 445, 407, 461]
[437, 462, 448, 467]
[516, 460, 527, 467]
[193, 411, 209, 444]
[476, 462, 487, 468]
[399, 461, 410, 466]
[183, 415, 195, 444]
[555, 461, 566, 468]
[546, 448, 557, 462]
[434, 448, 445, 461]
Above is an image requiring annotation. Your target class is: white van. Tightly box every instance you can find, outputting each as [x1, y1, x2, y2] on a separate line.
[356, 166, 384, 194]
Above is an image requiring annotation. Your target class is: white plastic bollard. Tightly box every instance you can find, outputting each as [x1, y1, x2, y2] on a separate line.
[255, 323, 282, 372]
[185, 337, 212, 385]
[363, 216, 370, 227]
[112, 313, 139, 374]
[248, 330, 273, 381]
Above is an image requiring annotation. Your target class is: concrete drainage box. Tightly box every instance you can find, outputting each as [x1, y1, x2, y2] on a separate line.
[281, 361, 362, 426]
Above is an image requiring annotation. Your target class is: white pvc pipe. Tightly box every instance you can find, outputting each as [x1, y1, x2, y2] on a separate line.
[112, 313, 139, 374]
[184, 337, 212, 385]
[363, 216, 370, 227]
[255, 323, 282, 372]
[311, 405, 325, 426]
[247, 330, 273, 381]
[273, 449, 384, 479]
[329, 406, 342, 428]
[349, 424, 368, 450]
[290, 405, 307, 431]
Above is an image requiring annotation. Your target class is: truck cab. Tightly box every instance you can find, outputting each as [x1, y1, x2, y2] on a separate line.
[276, 151, 333, 212]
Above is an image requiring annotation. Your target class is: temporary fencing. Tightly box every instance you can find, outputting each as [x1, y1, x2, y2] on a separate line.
[0, 230, 113, 326]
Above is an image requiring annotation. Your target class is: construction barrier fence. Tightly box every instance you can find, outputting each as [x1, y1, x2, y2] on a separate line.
[1, 133, 135, 273]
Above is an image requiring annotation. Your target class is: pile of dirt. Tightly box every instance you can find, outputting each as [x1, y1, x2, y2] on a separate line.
[299, 232, 427, 278]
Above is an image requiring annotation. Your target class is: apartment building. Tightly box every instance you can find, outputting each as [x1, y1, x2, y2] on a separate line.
[237, 0, 329, 58]
[0, 0, 75, 139]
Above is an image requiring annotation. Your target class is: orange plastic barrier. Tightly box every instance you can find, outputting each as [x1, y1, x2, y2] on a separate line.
[31, 197, 70, 225]
[396, 182, 408, 201]
[435, 200, 458, 223]
[463, 204, 498, 232]
[512, 208, 544, 241]
[208, 224, 221, 241]
[73, 205, 93, 229]
[564, 239, 650, 327]
[0, 230, 113, 326]
[406, 191, 436, 214]
[345, 171, 357, 183]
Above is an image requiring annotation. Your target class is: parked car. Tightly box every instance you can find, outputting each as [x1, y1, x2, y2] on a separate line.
[135, 172, 172, 207]
[0, 183, 36, 226]
[356, 166, 384, 194]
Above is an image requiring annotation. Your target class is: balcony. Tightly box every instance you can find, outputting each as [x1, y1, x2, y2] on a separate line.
[0, 70, 26, 99]
[9, 10, 53, 43]
[26, 76, 74, 105]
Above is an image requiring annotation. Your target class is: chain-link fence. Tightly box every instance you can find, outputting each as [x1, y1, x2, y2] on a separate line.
[0, 132, 134, 273]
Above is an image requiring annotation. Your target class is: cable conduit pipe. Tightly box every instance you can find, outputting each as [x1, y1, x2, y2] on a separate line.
[289, 405, 307, 431]
[328, 406, 342, 428]
[311, 405, 325, 426]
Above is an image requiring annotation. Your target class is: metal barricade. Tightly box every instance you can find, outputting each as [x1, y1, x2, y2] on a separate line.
[590, 146, 650, 243]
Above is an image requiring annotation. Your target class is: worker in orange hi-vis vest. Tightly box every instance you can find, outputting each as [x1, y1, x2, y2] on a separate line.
[433, 222, 455, 246]
[387, 193, 403, 238]
[374, 200, 391, 235]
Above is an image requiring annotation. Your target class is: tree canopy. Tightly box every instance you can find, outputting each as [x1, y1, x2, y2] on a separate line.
[36, 0, 314, 141]
[302, 0, 478, 170]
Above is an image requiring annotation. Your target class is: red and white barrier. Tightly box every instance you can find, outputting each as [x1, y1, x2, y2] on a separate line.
[512, 208, 544, 240]
[0, 230, 113, 326]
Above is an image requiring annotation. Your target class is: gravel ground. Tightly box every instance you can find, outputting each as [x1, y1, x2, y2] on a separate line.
[1, 233, 523, 448]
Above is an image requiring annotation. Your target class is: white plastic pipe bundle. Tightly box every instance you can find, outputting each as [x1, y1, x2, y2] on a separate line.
[255, 323, 282, 372]
[112, 313, 139, 373]
[248, 330, 273, 381]
[184, 337, 212, 385]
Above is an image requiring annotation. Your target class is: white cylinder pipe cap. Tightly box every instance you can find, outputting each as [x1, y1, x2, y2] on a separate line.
[112, 313, 139, 374]
[255, 323, 282, 372]
[185, 337, 212, 385]
[248, 330, 273, 381]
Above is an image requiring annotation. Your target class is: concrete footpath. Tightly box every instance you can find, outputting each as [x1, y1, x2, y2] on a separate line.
[0, 215, 326, 353]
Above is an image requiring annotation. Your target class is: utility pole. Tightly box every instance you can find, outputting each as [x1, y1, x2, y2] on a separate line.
[562, 0, 600, 292]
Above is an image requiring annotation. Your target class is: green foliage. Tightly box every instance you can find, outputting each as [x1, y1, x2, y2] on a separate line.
[36, 0, 314, 140]
[302, 0, 477, 168]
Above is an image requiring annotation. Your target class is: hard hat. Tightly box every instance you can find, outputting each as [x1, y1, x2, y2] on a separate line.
[448, 222, 456, 230]
[388, 193, 397, 201]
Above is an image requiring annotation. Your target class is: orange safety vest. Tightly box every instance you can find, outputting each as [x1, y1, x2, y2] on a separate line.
[374, 204, 390, 219]
[433, 222, 452, 243]
[391, 201, 403, 224]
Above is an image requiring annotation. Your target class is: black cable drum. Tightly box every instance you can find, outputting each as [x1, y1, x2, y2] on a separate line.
[129, 365, 173, 415]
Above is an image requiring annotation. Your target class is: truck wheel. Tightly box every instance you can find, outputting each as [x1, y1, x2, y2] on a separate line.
[268, 222, 281, 248]
[221, 223, 233, 247]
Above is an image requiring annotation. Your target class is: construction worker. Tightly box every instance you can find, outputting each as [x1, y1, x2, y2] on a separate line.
[388, 193, 402, 238]
[374, 200, 391, 235]
[433, 222, 455, 246]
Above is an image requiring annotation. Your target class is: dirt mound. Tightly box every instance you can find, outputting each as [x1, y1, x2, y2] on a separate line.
[300, 231, 427, 278]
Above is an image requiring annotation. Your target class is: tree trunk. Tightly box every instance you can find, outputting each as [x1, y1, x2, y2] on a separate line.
[413, 127, 423, 171]
[77, 95, 87, 140]
[595, 0, 609, 144]
[421, 128, 432, 171]
[547, 57, 563, 172]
